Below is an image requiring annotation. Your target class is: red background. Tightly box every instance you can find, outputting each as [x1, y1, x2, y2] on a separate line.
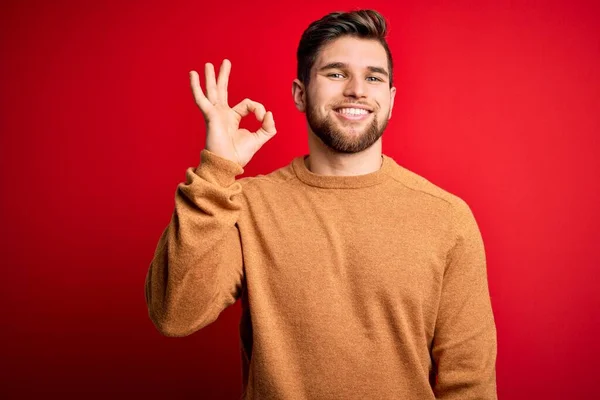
[1, 0, 599, 398]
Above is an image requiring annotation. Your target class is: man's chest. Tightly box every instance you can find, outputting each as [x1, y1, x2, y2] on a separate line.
[240, 196, 450, 316]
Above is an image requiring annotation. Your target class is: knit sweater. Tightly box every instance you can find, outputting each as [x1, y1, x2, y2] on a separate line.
[145, 149, 497, 399]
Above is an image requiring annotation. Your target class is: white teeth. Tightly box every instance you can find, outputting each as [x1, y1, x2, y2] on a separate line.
[338, 108, 368, 115]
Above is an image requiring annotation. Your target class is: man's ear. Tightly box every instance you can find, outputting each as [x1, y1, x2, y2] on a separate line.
[388, 86, 397, 120]
[292, 79, 306, 113]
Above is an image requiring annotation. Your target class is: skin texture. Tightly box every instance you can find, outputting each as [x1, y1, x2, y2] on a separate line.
[292, 36, 397, 176]
[188, 36, 396, 175]
[189, 60, 277, 168]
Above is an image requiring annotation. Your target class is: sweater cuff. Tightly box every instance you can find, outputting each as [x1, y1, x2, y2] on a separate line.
[194, 149, 245, 187]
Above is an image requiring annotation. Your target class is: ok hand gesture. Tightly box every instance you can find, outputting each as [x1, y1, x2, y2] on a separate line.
[190, 60, 277, 167]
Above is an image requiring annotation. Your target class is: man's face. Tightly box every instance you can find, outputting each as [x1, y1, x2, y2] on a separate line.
[299, 36, 396, 154]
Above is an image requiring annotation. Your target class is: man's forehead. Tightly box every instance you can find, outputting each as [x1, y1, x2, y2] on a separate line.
[315, 37, 388, 70]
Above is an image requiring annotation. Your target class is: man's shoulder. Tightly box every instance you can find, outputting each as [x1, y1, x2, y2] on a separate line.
[238, 157, 298, 189]
[384, 155, 468, 210]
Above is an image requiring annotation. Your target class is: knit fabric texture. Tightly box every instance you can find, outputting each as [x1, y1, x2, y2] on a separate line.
[145, 149, 498, 399]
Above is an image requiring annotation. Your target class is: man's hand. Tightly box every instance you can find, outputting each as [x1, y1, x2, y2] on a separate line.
[189, 59, 277, 167]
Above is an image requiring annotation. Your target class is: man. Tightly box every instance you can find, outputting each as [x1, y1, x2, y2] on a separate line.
[145, 9, 497, 400]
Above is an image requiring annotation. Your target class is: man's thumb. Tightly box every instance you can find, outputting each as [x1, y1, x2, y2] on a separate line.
[256, 111, 277, 143]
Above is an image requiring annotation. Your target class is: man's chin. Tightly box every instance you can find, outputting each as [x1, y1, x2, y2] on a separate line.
[327, 131, 378, 152]
[331, 116, 371, 134]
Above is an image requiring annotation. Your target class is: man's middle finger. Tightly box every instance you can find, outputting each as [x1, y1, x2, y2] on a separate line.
[217, 59, 231, 105]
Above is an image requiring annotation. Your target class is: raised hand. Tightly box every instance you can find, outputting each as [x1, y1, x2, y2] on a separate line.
[189, 60, 277, 167]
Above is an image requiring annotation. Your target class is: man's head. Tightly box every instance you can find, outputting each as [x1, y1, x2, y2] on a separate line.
[292, 10, 396, 154]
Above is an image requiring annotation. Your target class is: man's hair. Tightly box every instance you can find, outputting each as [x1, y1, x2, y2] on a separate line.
[296, 9, 393, 87]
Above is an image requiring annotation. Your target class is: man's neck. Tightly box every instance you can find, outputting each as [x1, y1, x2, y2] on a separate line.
[305, 133, 384, 176]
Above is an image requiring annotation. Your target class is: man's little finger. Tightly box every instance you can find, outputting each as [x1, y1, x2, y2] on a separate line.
[189, 71, 210, 110]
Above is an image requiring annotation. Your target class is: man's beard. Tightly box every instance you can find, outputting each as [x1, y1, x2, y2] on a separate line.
[306, 98, 388, 154]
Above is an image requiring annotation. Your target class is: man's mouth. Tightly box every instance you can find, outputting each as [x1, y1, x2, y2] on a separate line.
[333, 106, 373, 121]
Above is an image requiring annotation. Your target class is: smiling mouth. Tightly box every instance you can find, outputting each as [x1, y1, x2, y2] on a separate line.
[333, 107, 373, 121]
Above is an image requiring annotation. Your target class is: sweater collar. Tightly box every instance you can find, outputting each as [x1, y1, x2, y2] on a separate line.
[292, 154, 394, 189]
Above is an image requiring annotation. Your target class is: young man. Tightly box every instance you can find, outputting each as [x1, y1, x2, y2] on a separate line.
[145, 9, 497, 399]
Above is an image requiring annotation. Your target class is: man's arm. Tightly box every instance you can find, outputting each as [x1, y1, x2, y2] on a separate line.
[145, 59, 277, 337]
[145, 150, 246, 337]
[431, 198, 498, 399]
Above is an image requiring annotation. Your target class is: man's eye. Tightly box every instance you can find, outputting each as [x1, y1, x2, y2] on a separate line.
[328, 73, 345, 79]
[367, 76, 383, 82]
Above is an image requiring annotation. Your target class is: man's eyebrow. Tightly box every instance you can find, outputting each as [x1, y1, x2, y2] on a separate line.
[367, 66, 389, 77]
[318, 62, 389, 77]
[318, 62, 348, 71]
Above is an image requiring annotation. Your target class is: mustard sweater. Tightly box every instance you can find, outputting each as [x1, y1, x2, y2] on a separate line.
[145, 149, 497, 399]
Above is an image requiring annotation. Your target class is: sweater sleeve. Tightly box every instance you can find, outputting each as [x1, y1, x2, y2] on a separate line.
[432, 199, 498, 399]
[145, 149, 246, 337]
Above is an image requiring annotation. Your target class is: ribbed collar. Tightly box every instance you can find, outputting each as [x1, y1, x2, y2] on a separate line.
[291, 154, 394, 189]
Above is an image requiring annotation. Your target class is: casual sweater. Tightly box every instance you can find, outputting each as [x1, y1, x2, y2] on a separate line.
[145, 149, 498, 399]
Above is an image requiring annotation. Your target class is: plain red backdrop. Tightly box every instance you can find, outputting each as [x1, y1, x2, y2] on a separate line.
[1, 0, 599, 398]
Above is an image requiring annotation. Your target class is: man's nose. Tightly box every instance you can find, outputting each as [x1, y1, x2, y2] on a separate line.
[343, 77, 367, 98]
